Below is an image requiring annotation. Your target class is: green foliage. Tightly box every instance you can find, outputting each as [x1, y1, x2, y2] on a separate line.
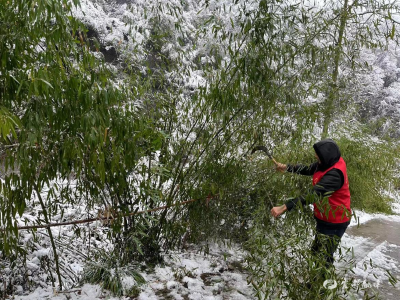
[0, 4, 168, 292]
[0, 106, 22, 141]
[182, 140, 313, 245]
[0, 0, 163, 253]
[117, 218, 164, 265]
[81, 250, 145, 297]
[337, 136, 398, 213]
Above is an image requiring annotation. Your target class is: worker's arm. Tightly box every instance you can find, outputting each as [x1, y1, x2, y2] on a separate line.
[271, 169, 344, 217]
[275, 162, 318, 175]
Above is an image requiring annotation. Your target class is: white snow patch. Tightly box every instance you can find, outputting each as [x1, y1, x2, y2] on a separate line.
[352, 241, 399, 286]
[166, 280, 179, 289]
[31, 248, 51, 258]
[15, 284, 121, 300]
[350, 209, 400, 227]
[392, 203, 400, 214]
[70, 263, 84, 274]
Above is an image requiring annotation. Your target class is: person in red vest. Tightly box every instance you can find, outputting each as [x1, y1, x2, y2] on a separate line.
[270, 139, 351, 268]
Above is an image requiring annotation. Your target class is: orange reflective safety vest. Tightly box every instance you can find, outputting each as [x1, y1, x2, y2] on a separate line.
[313, 157, 351, 223]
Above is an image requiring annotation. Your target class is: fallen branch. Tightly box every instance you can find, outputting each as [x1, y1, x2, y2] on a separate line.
[13, 197, 213, 231]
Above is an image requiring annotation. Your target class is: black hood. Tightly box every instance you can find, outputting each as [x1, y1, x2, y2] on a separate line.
[313, 139, 341, 171]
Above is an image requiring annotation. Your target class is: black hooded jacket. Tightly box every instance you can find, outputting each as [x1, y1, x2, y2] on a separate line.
[284, 139, 348, 227]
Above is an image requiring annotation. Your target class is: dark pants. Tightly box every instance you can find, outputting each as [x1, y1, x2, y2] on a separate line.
[311, 223, 348, 270]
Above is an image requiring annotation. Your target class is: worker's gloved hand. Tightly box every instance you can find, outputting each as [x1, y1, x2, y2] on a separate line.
[271, 204, 287, 218]
[275, 162, 287, 173]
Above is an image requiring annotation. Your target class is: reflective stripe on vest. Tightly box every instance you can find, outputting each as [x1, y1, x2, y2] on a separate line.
[313, 157, 351, 223]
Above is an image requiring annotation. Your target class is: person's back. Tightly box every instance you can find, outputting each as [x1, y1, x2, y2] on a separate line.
[271, 139, 351, 269]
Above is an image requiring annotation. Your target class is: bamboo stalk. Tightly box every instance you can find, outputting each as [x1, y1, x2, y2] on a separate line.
[322, 0, 349, 137]
[35, 185, 63, 291]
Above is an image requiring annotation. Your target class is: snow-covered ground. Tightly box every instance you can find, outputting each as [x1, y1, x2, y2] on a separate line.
[12, 203, 400, 300]
[137, 242, 254, 300]
[14, 242, 255, 300]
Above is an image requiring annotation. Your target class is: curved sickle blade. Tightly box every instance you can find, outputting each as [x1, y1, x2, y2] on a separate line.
[251, 146, 279, 166]
[251, 145, 273, 159]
